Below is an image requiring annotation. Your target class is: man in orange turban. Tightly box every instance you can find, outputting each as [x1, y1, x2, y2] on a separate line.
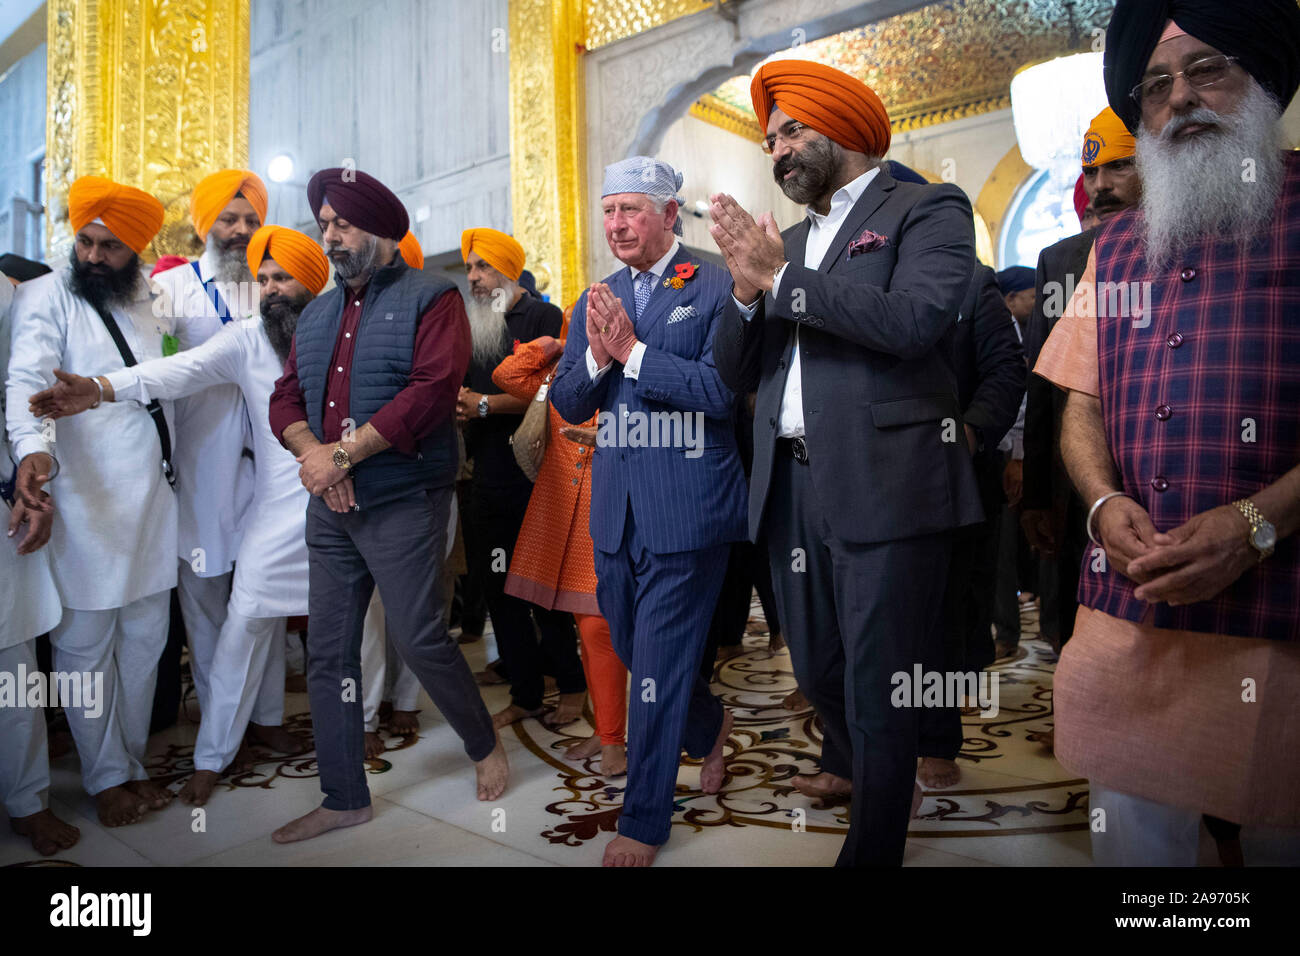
[7, 174, 182, 827]
[460, 227, 524, 282]
[27, 224, 336, 809]
[150, 170, 266, 759]
[711, 60, 981, 867]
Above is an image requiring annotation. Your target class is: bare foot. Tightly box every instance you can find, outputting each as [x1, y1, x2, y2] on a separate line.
[542, 692, 586, 729]
[782, 688, 809, 711]
[364, 732, 385, 759]
[247, 722, 309, 754]
[600, 743, 627, 777]
[564, 735, 602, 760]
[994, 640, 1018, 661]
[474, 659, 507, 686]
[95, 785, 150, 827]
[272, 804, 372, 844]
[714, 644, 745, 663]
[603, 833, 658, 867]
[791, 772, 852, 808]
[229, 742, 260, 774]
[388, 710, 420, 736]
[179, 770, 220, 807]
[123, 777, 173, 810]
[10, 809, 80, 855]
[917, 757, 961, 788]
[700, 708, 733, 794]
[767, 631, 786, 652]
[912, 781, 924, 819]
[475, 737, 509, 801]
[491, 703, 544, 729]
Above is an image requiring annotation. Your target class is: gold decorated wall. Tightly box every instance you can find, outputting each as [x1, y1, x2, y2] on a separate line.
[45, 0, 249, 260]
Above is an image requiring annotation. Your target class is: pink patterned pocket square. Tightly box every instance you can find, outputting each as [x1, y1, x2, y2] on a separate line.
[847, 228, 889, 257]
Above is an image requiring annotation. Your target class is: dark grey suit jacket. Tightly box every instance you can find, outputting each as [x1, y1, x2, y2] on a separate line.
[713, 166, 984, 545]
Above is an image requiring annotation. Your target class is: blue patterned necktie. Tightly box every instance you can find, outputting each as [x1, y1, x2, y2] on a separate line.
[633, 270, 656, 320]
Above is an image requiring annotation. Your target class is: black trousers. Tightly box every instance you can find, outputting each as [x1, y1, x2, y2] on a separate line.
[765, 450, 951, 866]
[467, 479, 585, 711]
[1037, 495, 1088, 648]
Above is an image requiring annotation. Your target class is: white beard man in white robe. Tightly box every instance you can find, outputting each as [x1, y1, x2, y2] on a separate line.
[6, 178, 181, 828]
[0, 270, 80, 857]
[150, 172, 264, 773]
[29, 225, 330, 807]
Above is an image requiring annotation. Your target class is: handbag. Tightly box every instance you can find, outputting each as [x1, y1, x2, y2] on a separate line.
[510, 372, 551, 482]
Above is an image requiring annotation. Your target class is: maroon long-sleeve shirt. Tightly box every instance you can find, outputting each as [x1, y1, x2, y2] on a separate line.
[269, 284, 471, 454]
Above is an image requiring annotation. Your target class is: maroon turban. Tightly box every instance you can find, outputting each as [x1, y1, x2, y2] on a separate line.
[306, 167, 409, 241]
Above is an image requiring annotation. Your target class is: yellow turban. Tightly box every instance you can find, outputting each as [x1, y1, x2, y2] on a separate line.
[190, 169, 268, 241]
[399, 231, 424, 270]
[246, 225, 330, 296]
[461, 227, 524, 281]
[1081, 108, 1136, 169]
[750, 60, 891, 157]
[67, 176, 165, 255]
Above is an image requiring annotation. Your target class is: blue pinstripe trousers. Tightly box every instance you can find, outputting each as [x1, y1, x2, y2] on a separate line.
[595, 506, 730, 846]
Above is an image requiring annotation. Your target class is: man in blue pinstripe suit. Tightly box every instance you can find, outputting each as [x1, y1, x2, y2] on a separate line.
[550, 156, 748, 867]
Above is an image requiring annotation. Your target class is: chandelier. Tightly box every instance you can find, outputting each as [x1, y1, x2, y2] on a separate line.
[1010, 51, 1109, 171]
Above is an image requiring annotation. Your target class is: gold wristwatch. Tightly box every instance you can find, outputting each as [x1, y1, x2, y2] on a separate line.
[332, 443, 352, 472]
[1233, 498, 1276, 560]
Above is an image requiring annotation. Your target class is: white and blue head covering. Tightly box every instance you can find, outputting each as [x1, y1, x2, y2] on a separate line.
[601, 156, 686, 236]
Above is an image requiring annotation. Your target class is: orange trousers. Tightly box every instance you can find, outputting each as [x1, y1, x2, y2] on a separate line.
[574, 613, 627, 746]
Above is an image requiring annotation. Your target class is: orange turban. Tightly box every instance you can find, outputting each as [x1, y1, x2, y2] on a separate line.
[399, 231, 424, 269]
[246, 225, 330, 296]
[461, 227, 524, 281]
[67, 176, 165, 255]
[190, 169, 268, 241]
[1081, 108, 1136, 169]
[750, 60, 891, 157]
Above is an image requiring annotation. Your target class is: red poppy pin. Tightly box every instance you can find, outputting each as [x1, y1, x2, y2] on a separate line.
[665, 262, 698, 290]
[512, 338, 521, 353]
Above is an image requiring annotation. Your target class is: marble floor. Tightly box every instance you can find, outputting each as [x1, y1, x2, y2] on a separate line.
[1, 600, 1093, 867]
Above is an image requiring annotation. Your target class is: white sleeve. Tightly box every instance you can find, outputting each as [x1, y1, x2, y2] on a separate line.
[621, 341, 648, 380]
[107, 323, 245, 404]
[585, 346, 614, 383]
[5, 283, 66, 463]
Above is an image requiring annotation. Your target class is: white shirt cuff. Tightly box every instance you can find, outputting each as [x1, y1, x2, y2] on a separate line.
[104, 368, 146, 405]
[771, 262, 790, 299]
[585, 346, 613, 383]
[13, 437, 54, 463]
[622, 341, 647, 380]
[733, 294, 760, 321]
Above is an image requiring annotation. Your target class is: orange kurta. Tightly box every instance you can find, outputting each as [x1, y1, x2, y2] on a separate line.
[493, 338, 600, 615]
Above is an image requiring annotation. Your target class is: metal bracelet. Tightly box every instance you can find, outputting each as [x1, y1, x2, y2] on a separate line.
[1086, 490, 1132, 545]
[90, 376, 104, 409]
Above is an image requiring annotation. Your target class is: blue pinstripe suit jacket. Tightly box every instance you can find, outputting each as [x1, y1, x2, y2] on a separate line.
[550, 246, 748, 556]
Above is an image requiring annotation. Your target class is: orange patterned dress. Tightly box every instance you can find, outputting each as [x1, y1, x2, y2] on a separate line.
[493, 338, 600, 615]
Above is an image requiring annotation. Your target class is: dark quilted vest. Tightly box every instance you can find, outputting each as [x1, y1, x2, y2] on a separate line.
[1080, 152, 1300, 641]
[296, 258, 459, 509]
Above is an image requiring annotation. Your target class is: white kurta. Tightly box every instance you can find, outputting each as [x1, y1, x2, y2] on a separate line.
[106, 318, 309, 617]
[0, 277, 61, 648]
[5, 269, 179, 610]
[150, 248, 255, 575]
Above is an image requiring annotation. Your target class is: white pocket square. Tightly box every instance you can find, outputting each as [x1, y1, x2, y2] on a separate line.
[667, 305, 698, 325]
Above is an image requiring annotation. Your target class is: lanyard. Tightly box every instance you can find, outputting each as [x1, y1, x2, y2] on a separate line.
[192, 260, 234, 323]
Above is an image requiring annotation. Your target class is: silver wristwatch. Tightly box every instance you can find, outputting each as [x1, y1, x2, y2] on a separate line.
[477, 396, 490, 418]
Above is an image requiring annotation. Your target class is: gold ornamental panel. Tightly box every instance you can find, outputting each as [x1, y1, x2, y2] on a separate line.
[46, 0, 250, 261]
[583, 0, 717, 51]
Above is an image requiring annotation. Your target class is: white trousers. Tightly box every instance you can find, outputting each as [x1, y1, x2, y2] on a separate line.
[177, 562, 233, 712]
[50, 590, 170, 795]
[192, 610, 286, 772]
[1091, 784, 1300, 866]
[360, 591, 420, 733]
[0, 641, 50, 817]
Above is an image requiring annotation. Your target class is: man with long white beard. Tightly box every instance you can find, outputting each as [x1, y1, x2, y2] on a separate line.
[29, 225, 328, 807]
[6, 177, 176, 828]
[457, 228, 586, 732]
[1035, 0, 1300, 865]
[151, 170, 263, 746]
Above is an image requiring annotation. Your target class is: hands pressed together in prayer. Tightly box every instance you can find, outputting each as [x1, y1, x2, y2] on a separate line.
[707, 193, 786, 306]
[1095, 497, 1258, 606]
[586, 283, 638, 367]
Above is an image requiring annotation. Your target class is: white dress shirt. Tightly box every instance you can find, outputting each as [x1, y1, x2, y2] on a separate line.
[586, 238, 680, 382]
[736, 167, 880, 437]
[998, 317, 1027, 460]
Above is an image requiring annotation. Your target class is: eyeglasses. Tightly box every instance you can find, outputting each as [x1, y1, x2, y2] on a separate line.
[1129, 54, 1240, 108]
[761, 121, 809, 154]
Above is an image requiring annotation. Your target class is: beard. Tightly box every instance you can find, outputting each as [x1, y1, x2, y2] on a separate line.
[773, 136, 846, 205]
[1136, 80, 1285, 269]
[326, 235, 381, 282]
[208, 232, 253, 285]
[464, 292, 510, 369]
[66, 253, 142, 314]
[259, 291, 312, 364]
